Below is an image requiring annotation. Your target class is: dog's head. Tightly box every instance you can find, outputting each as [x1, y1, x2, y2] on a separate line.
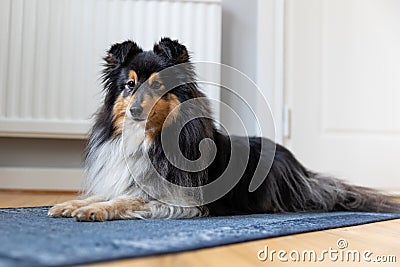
[102, 38, 198, 138]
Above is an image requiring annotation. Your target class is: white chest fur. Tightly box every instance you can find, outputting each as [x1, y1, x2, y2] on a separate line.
[83, 121, 151, 200]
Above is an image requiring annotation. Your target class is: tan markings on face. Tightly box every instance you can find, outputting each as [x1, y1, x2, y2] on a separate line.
[177, 48, 189, 62]
[145, 93, 181, 142]
[128, 70, 138, 82]
[148, 72, 165, 90]
[112, 93, 135, 135]
[148, 72, 159, 85]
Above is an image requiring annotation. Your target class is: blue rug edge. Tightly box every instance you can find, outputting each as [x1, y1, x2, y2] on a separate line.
[1, 206, 400, 267]
[63, 213, 400, 267]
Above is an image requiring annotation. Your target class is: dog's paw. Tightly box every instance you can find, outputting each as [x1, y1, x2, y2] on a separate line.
[48, 202, 80, 218]
[71, 205, 109, 222]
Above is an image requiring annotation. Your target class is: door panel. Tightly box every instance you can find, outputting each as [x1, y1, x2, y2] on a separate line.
[285, 0, 400, 192]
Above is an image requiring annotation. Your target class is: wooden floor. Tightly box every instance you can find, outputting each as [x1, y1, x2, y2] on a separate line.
[1, 190, 399, 267]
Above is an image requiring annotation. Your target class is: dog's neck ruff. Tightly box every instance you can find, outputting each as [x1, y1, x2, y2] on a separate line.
[83, 121, 151, 200]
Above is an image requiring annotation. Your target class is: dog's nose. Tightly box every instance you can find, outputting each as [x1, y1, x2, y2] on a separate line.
[130, 106, 143, 117]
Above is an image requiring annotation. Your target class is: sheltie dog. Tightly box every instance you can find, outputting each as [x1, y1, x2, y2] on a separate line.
[49, 38, 399, 221]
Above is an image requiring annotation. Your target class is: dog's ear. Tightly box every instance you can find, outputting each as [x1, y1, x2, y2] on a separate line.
[153, 37, 190, 64]
[105, 40, 142, 66]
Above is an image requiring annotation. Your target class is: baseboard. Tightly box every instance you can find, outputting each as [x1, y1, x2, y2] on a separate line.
[0, 167, 83, 191]
[0, 188, 78, 194]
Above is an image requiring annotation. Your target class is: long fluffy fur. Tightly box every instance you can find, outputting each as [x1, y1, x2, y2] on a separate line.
[48, 38, 399, 221]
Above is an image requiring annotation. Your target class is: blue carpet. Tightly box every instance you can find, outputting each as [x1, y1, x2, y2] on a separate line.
[0, 207, 399, 267]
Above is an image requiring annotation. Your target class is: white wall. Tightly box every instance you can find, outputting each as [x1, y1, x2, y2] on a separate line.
[0, 138, 84, 168]
[0, 137, 85, 190]
[220, 0, 259, 136]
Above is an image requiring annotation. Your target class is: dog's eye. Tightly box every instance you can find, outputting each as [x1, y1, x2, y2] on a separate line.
[151, 81, 162, 90]
[126, 80, 135, 89]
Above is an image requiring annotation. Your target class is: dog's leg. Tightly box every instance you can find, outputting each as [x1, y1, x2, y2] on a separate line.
[71, 196, 146, 222]
[139, 200, 207, 219]
[48, 196, 104, 218]
[71, 197, 206, 221]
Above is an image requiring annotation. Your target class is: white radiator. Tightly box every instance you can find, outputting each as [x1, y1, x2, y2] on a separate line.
[0, 0, 221, 139]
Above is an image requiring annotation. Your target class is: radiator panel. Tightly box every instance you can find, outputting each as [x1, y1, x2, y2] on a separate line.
[0, 0, 221, 138]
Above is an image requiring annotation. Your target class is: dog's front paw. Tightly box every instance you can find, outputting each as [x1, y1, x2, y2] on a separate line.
[48, 202, 80, 218]
[71, 205, 109, 222]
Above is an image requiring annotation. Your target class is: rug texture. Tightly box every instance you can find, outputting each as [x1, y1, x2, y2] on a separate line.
[0, 207, 399, 267]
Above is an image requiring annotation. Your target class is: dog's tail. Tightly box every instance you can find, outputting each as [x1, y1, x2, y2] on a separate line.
[270, 145, 400, 213]
[307, 174, 400, 213]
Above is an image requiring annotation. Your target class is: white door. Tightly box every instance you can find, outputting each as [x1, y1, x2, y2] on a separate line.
[284, 0, 400, 193]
